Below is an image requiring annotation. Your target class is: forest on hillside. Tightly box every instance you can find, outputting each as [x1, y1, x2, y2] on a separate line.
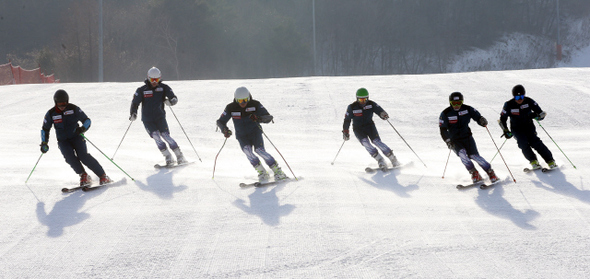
[1, 0, 589, 82]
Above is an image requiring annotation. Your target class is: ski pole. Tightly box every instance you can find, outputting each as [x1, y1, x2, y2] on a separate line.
[535, 119, 576, 169]
[168, 106, 202, 162]
[386, 119, 427, 167]
[25, 153, 44, 184]
[82, 134, 135, 181]
[212, 138, 227, 179]
[331, 140, 346, 165]
[485, 126, 516, 182]
[489, 138, 507, 163]
[111, 121, 133, 160]
[442, 148, 451, 179]
[258, 125, 298, 180]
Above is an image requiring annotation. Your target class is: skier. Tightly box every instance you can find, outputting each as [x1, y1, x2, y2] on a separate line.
[40, 89, 112, 186]
[342, 88, 400, 170]
[216, 86, 288, 182]
[129, 67, 187, 167]
[439, 92, 499, 183]
[499, 84, 557, 170]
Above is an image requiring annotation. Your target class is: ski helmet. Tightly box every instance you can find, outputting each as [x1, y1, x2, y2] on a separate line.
[54, 89, 69, 104]
[512, 84, 525, 96]
[234, 87, 251, 102]
[356, 88, 369, 99]
[147, 67, 161, 79]
[449, 92, 463, 102]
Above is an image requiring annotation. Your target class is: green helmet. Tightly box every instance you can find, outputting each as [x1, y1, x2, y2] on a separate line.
[356, 88, 369, 99]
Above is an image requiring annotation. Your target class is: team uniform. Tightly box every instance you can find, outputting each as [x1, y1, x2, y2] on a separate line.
[216, 87, 287, 181]
[41, 90, 110, 186]
[439, 92, 498, 183]
[130, 67, 186, 166]
[499, 85, 555, 169]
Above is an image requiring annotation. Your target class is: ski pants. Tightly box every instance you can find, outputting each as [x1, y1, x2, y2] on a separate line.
[452, 136, 491, 172]
[58, 135, 105, 176]
[513, 130, 553, 163]
[237, 131, 276, 167]
[143, 118, 179, 151]
[354, 124, 392, 157]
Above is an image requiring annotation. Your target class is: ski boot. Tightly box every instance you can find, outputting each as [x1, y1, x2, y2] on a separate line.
[374, 153, 388, 171]
[100, 174, 113, 185]
[80, 172, 92, 187]
[270, 163, 288, 181]
[547, 160, 558, 169]
[385, 151, 400, 167]
[486, 168, 499, 183]
[254, 163, 270, 182]
[162, 149, 175, 167]
[173, 148, 188, 165]
[530, 160, 542, 170]
[469, 169, 483, 184]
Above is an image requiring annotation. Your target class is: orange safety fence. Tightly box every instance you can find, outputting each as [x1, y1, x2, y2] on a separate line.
[0, 62, 59, 85]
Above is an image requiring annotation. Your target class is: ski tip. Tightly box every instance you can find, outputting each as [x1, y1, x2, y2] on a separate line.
[61, 188, 69, 193]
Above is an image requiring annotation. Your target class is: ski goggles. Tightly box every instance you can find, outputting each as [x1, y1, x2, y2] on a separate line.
[450, 100, 463, 106]
[357, 97, 368, 102]
[236, 97, 250, 104]
[514, 95, 525, 100]
[149, 77, 160, 83]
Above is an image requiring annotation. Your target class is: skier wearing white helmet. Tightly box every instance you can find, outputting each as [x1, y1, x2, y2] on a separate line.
[130, 67, 187, 167]
[216, 87, 288, 182]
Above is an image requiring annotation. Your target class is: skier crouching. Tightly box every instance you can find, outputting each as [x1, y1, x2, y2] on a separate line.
[342, 88, 400, 170]
[216, 87, 288, 182]
[439, 92, 499, 184]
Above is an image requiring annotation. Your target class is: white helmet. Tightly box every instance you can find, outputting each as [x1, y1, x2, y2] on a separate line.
[234, 87, 251, 102]
[147, 67, 161, 79]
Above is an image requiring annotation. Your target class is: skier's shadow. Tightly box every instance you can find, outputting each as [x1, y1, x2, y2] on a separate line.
[533, 169, 590, 204]
[36, 192, 93, 237]
[360, 171, 419, 198]
[233, 184, 295, 226]
[135, 168, 187, 199]
[475, 183, 539, 230]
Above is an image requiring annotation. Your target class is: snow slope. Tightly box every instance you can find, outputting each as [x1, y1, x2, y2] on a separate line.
[1, 68, 590, 278]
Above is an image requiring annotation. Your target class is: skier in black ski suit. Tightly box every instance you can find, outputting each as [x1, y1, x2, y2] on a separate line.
[130, 67, 186, 167]
[499, 84, 556, 170]
[40, 89, 111, 186]
[439, 92, 498, 184]
[216, 86, 287, 182]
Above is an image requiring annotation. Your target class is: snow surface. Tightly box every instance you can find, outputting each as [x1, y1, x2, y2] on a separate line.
[1, 68, 590, 278]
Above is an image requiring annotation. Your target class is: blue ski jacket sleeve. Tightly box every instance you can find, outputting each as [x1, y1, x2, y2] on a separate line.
[130, 80, 177, 122]
[438, 104, 482, 142]
[216, 99, 272, 138]
[41, 104, 91, 142]
[343, 100, 385, 131]
[499, 97, 543, 133]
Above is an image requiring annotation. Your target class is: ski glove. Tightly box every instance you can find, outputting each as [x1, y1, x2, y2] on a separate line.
[75, 126, 87, 135]
[40, 142, 49, 153]
[249, 114, 259, 122]
[530, 111, 546, 121]
[129, 113, 137, 121]
[478, 116, 488, 127]
[502, 130, 513, 139]
[379, 111, 389, 120]
[343, 130, 350, 141]
[222, 127, 233, 138]
[445, 139, 454, 150]
[165, 97, 178, 106]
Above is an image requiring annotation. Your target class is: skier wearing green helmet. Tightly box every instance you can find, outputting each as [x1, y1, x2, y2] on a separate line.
[342, 88, 400, 170]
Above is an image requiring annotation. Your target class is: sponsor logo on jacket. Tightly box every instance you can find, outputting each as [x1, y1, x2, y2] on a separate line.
[53, 115, 63, 123]
[231, 112, 241, 119]
[448, 116, 458, 124]
[511, 109, 520, 116]
[458, 110, 468, 116]
[64, 110, 74, 115]
[245, 107, 256, 112]
[353, 109, 363, 116]
[143, 90, 153, 98]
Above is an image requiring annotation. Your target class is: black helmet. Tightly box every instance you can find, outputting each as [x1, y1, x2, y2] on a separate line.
[54, 89, 69, 104]
[512, 85, 525, 96]
[449, 92, 463, 102]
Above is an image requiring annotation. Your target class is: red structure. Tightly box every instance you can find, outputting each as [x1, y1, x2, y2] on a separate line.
[0, 62, 59, 85]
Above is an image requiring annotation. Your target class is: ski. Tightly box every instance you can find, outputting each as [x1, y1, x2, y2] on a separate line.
[240, 178, 293, 188]
[456, 181, 484, 190]
[154, 161, 195, 169]
[523, 167, 542, 173]
[541, 167, 557, 173]
[365, 165, 403, 173]
[480, 180, 501, 189]
[82, 178, 127, 192]
[61, 185, 88, 193]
